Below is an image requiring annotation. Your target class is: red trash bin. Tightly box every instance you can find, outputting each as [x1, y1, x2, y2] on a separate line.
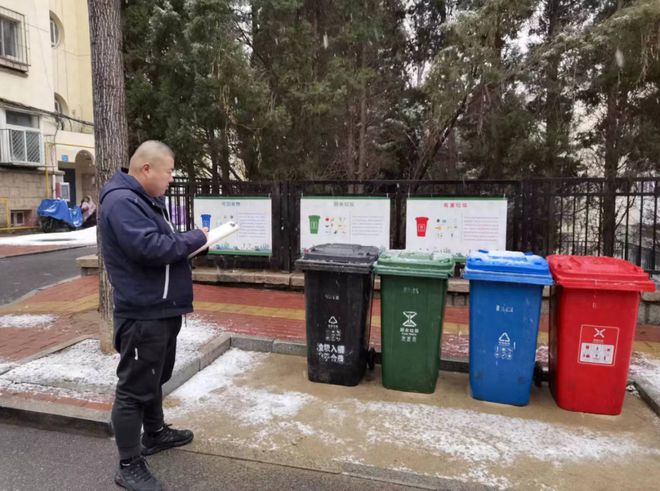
[547, 255, 655, 415]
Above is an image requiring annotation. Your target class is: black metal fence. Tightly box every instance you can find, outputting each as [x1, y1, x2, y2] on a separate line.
[165, 177, 660, 275]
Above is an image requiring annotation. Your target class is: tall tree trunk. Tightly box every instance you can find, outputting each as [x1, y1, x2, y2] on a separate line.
[411, 93, 467, 181]
[220, 122, 231, 187]
[357, 44, 368, 180]
[602, 0, 624, 257]
[207, 128, 221, 194]
[602, 82, 619, 256]
[488, 15, 505, 177]
[544, 0, 562, 176]
[88, 0, 129, 354]
[250, 1, 259, 68]
[346, 103, 356, 178]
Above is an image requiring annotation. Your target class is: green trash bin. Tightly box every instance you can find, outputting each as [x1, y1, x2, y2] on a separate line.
[375, 250, 454, 393]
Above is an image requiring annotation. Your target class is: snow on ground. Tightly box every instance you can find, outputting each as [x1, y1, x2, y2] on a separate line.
[0, 318, 225, 394]
[176, 317, 225, 365]
[0, 314, 56, 329]
[0, 339, 119, 392]
[169, 349, 313, 427]
[0, 360, 15, 375]
[168, 348, 660, 490]
[0, 227, 97, 246]
[355, 401, 651, 464]
[630, 352, 660, 396]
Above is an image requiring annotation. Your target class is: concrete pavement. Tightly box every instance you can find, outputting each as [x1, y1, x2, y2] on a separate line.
[164, 350, 660, 490]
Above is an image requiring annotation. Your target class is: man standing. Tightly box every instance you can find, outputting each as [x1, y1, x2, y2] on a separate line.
[100, 141, 207, 491]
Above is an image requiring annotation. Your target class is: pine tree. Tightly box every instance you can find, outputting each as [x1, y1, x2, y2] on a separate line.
[88, 0, 129, 353]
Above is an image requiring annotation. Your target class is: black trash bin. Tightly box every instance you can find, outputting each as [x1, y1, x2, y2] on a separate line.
[296, 243, 379, 386]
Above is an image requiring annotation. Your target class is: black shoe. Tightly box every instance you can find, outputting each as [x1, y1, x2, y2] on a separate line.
[141, 423, 194, 456]
[114, 456, 163, 491]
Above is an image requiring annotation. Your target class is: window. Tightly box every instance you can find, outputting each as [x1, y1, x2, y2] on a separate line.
[6, 110, 35, 128]
[0, 7, 28, 70]
[3, 111, 42, 164]
[0, 15, 18, 58]
[10, 210, 26, 227]
[60, 182, 71, 202]
[49, 14, 61, 47]
[54, 94, 68, 115]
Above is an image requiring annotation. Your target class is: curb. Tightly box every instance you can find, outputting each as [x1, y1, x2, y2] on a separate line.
[341, 462, 492, 491]
[635, 380, 660, 419]
[0, 244, 91, 260]
[19, 334, 93, 365]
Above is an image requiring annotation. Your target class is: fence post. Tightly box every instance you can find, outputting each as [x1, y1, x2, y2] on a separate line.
[288, 182, 300, 271]
[512, 180, 524, 251]
[394, 182, 405, 249]
[546, 180, 558, 256]
[186, 178, 195, 232]
[278, 180, 293, 272]
[602, 177, 616, 256]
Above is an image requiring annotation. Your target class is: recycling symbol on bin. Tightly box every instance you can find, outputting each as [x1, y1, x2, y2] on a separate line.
[328, 316, 338, 325]
[402, 311, 418, 328]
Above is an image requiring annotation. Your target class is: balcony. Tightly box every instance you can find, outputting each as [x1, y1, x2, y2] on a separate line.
[0, 128, 43, 166]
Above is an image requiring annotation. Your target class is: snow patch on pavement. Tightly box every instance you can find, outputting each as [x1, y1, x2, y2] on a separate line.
[355, 400, 658, 465]
[168, 348, 258, 403]
[0, 319, 226, 394]
[176, 317, 225, 364]
[630, 353, 660, 396]
[0, 314, 56, 329]
[0, 226, 97, 246]
[0, 339, 118, 392]
[168, 349, 318, 448]
[0, 360, 16, 375]
[170, 349, 314, 426]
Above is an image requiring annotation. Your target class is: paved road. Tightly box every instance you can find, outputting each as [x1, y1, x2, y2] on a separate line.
[0, 421, 418, 491]
[0, 246, 96, 305]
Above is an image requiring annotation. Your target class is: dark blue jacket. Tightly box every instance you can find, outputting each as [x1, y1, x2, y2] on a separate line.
[99, 170, 206, 320]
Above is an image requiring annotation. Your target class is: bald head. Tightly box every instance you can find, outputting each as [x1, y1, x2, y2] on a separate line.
[128, 140, 175, 197]
[129, 140, 174, 173]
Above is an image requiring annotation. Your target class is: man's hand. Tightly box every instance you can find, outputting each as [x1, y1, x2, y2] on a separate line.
[201, 227, 209, 238]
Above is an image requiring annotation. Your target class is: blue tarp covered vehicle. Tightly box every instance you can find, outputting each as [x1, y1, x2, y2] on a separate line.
[37, 199, 83, 232]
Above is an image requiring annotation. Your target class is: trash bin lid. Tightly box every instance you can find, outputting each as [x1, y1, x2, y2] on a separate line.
[547, 255, 656, 292]
[374, 250, 454, 279]
[296, 243, 379, 274]
[464, 250, 553, 285]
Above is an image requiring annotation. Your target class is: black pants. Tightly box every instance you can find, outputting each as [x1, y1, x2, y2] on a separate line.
[111, 316, 182, 460]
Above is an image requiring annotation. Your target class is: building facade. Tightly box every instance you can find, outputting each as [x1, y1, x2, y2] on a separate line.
[0, 0, 94, 230]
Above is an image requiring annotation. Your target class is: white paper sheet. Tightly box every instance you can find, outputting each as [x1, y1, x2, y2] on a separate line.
[188, 221, 240, 258]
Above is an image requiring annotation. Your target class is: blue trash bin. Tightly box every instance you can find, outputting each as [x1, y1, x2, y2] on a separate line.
[465, 250, 553, 406]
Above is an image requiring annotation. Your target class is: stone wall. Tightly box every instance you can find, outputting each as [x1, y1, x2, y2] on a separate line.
[0, 168, 46, 226]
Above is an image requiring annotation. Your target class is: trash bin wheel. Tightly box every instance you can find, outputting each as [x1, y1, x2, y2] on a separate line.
[367, 347, 376, 371]
[533, 361, 545, 387]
